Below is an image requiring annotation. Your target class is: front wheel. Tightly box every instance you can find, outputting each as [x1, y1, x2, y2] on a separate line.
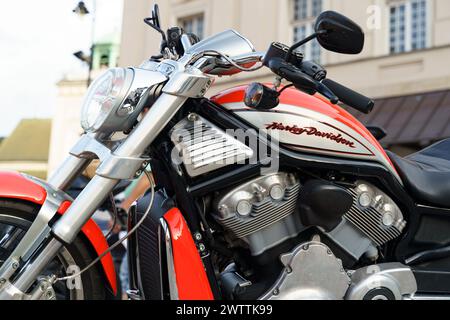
[0, 199, 110, 300]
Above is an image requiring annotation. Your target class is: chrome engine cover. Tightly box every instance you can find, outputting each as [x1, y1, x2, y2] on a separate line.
[258, 240, 417, 300]
[214, 173, 303, 255]
[346, 263, 417, 300]
[170, 114, 253, 177]
[260, 239, 350, 300]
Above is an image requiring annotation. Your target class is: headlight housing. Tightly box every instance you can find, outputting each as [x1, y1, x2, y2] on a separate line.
[80, 68, 132, 133]
[80, 67, 168, 134]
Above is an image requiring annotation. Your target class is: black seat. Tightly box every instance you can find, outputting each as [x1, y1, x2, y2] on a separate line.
[387, 139, 450, 208]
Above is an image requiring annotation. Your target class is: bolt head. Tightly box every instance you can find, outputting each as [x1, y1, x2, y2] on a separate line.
[270, 184, 284, 201]
[194, 233, 202, 241]
[382, 214, 394, 227]
[199, 244, 206, 252]
[187, 113, 198, 122]
[358, 192, 372, 207]
[236, 200, 252, 217]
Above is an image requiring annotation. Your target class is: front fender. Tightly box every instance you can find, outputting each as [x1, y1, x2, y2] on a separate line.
[0, 171, 117, 295]
[164, 208, 214, 300]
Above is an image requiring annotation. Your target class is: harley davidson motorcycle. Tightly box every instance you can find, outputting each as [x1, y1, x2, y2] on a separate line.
[1, 5, 450, 300]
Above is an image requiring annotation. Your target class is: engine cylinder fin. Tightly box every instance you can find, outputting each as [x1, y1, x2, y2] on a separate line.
[222, 201, 298, 238]
[346, 208, 391, 245]
[215, 173, 301, 241]
[343, 182, 404, 247]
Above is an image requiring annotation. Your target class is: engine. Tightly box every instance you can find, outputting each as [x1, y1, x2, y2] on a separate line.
[214, 173, 303, 256]
[212, 173, 407, 299]
[213, 174, 406, 261]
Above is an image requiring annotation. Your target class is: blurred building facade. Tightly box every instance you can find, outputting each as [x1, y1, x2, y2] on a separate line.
[48, 0, 123, 175]
[119, 0, 450, 154]
[0, 119, 51, 179]
[48, 35, 121, 175]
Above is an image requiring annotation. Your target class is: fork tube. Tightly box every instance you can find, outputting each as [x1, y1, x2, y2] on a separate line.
[48, 155, 90, 191]
[12, 238, 62, 292]
[115, 93, 188, 157]
[52, 175, 118, 243]
[52, 93, 187, 244]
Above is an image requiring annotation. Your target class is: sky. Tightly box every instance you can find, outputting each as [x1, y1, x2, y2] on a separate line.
[0, 0, 123, 137]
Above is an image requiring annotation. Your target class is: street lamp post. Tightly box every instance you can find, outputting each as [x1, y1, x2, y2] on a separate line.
[73, 1, 97, 87]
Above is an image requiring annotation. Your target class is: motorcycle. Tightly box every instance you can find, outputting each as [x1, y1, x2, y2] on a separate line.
[1, 4, 450, 300]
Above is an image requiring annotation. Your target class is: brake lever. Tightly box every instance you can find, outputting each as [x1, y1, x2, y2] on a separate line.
[317, 82, 339, 104]
[268, 57, 339, 104]
[267, 58, 317, 94]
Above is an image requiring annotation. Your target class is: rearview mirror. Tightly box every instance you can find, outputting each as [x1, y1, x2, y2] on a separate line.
[314, 11, 364, 54]
[151, 4, 161, 29]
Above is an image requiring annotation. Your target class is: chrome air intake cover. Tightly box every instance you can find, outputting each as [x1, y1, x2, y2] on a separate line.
[213, 173, 303, 255]
[170, 114, 253, 177]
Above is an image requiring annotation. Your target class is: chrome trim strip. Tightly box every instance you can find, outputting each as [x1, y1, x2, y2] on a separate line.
[407, 294, 450, 300]
[160, 218, 179, 300]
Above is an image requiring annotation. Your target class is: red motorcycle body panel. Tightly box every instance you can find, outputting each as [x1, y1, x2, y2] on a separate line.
[164, 208, 214, 300]
[0, 172, 117, 295]
[211, 85, 400, 181]
[58, 201, 117, 295]
[0, 172, 47, 204]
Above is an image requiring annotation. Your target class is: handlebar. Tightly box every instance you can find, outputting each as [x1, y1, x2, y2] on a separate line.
[321, 79, 374, 114]
[179, 35, 374, 114]
[265, 54, 373, 113]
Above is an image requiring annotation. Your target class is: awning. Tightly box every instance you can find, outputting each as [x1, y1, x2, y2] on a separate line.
[345, 89, 450, 147]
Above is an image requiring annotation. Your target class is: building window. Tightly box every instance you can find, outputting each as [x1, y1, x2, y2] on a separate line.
[180, 14, 205, 40]
[292, 0, 323, 63]
[99, 55, 109, 68]
[411, 0, 427, 50]
[389, 0, 428, 54]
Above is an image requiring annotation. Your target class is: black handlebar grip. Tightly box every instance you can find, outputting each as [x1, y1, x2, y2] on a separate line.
[322, 79, 374, 114]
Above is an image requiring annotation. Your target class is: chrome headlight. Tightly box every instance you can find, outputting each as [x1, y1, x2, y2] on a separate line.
[80, 67, 168, 134]
[80, 68, 133, 133]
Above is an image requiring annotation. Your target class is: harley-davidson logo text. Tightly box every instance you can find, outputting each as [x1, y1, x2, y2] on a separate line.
[265, 122, 355, 148]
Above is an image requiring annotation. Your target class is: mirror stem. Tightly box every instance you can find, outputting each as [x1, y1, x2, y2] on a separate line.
[144, 17, 167, 42]
[285, 30, 327, 62]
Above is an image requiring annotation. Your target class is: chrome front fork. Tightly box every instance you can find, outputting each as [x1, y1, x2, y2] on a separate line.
[0, 66, 212, 299]
[0, 94, 187, 299]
